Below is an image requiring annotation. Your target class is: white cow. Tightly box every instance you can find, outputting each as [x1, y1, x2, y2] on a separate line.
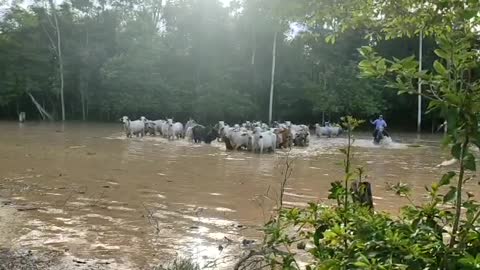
[185, 119, 197, 133]
[160, 121, 170, 137]
[151, 120, 166, 136]
[225, 128, 251, 150]
[315, 123, 342, 138]
[167, 119, 184, 140]
[218, 123, 230, 141]
[121, 116, 146, 138]
[145, 120, 156, 135]
[251, 127, 277, 153]
[217, 121, 227, 142]
[185, 126, 194, 142]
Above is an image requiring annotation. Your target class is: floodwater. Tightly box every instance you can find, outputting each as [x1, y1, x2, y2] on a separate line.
[0, 121, 478, 269]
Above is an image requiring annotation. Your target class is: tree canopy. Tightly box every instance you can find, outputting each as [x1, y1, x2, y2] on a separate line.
[0, 0, 446, 129]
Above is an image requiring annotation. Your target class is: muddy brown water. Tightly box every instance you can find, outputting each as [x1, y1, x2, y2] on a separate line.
[0, 121, 478, 269]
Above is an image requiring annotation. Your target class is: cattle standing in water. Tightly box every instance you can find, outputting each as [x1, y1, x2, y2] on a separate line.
[275, 127, 292, 149]
[150, 120, 166, 136]
[145, 120, 156, 136]
[223, 127, 251, 150]
[166, 119, 184, 140]
[185, 126, 195, 142]
[251, 127, 277, 153]
[121, 116, 146, 138]
[315, 123, 343, 138]
[185, 119, 197, 133]
[184, 119, 198, 142]
[160, 121, 170, 137]
[289, 124, 310, 147]
[192, 125, 217, 144]
[294, 131, 309, 147]
[216, 121, 227, 142]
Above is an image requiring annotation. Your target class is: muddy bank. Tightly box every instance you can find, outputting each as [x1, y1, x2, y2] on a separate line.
[0, 193, 133, 270]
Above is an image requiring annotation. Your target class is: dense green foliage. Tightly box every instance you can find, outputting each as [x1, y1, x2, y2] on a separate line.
[0, 0, 439, 127]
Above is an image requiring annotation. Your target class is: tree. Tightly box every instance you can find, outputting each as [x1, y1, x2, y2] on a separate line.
[0, 0, 450, 127]
[47, 0, 66, 121]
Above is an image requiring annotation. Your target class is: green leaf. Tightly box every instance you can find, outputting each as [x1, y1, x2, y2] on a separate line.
[443, 186, 457, 203]
[358, 46, 373, 57]
[325, 34, 336, 44]
[464, 153, 476, 171]
[433, 60, 448, 76]
[439, 171, 456, 186]
[434, 49, 449, 60]
[401, 57, 417, 70]
[444, 93, 462, 106]
[377, 59, 387, 75]
[353, 261, 370, 267]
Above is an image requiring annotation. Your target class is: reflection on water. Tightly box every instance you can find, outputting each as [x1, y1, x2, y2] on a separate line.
[0, 121, 478, 269]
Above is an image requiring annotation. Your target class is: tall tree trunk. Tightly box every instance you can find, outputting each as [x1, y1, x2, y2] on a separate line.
[81, 27, 89, 121]
[250, 24, 257, 117]
[251, 23, 256, 66]
[86, 93, 89, 119]
[80, 83, 86, 121]
[268, 31, 277, 124]
[48, 0, 65, 121]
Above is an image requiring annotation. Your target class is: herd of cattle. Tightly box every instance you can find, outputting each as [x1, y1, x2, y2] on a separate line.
[120, 116, 343, 153]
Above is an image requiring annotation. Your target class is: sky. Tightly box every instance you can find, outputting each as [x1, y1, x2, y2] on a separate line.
[219, 0, 232, 7]
[1, 0, 234, 8]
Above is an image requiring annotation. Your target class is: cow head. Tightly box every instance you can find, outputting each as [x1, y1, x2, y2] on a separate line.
[121, 116, 129, 123]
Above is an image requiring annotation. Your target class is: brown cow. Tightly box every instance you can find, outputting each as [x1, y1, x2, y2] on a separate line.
[275, 128, 292, 149]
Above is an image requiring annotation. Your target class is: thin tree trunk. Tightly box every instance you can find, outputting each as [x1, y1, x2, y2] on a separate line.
[81, 26, 89, 121]
[251, 23, 256, 65]
[417, 29, 423, 133]
[80, 85, 86, 121]
[250, 25, 257, 114]
[86, 91, 89, 119]
[48, 0, 65, 121]
[449, 139, 469, 248]
[268, 31, 277, 124]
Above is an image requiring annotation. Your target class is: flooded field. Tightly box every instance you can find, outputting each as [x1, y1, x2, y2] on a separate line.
[0, 121, 478, 269]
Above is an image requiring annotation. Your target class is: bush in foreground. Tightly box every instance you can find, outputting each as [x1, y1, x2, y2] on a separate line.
[236, 117, 480, 270]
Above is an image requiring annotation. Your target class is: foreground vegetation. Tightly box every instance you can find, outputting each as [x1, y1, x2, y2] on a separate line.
[233, 0, 480, 269]
[237, 117, 480, 269]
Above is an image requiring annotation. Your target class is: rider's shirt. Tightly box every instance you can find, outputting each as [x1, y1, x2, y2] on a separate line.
[373, 119, 387, 130]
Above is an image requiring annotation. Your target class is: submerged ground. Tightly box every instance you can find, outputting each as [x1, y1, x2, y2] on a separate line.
[0, 121, 477, 269]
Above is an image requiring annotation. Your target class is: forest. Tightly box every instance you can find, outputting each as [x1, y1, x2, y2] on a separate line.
[0, 0, 440, 129]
